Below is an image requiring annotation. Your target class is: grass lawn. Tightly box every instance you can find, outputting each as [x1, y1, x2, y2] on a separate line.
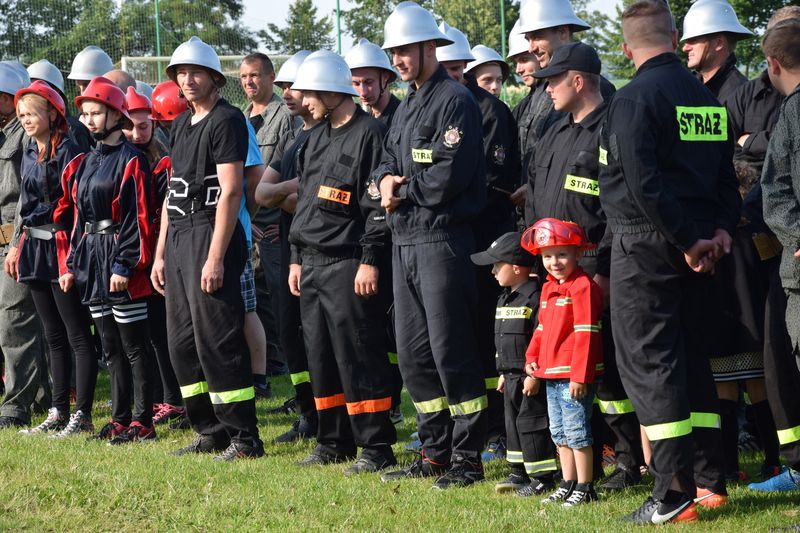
[1, 373, 798, 532]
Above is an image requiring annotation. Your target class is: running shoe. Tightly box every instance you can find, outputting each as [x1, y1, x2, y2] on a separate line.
[214, 439, 265, 461]
[748, 466, 800, 492]
[694, 487, 729, 508]
[432, 455, 484, 489]
[481, 439, 507, 462]
[88, 420, 127, 441]
[153, 404, 186, 425]
[381, 454, 449, 482]
[623, 494, 697, 525]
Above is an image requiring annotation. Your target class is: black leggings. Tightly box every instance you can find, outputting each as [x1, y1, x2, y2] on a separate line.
[148, 296, 182, 406]
[90, 301, 153, 425]
[29, 282, 97, 414]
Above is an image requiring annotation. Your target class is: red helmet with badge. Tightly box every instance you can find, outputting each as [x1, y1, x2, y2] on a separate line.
[151, 81, 188, 122]
[15, 80, 68, 132]
[124, 86, 152, 118]
[74, 76, 129, 119]
[521, 218, 596, 255]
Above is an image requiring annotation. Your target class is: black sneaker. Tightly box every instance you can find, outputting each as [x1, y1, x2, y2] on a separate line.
[598, 464, 642, 492]
[168, 413, 191, 431]
[108, 422, 156, 446]
[344, 454, 398, 476]
[622, 494, 698, 525]
[496, 472, 530, 494]
[20, 408, 67, 435]
[87, 420, 127, 441]
[213, 438, 265, 461]
[541, 480, 576, 504]
[516, 478, 555, 497]
[254, 382, 272, 399]
[298, 448, 355, 467]
[266, 397, 297, 415]
[562, 482, 598, 507]
[274, 416, 316, 443]
[172, 434, 227, 456]
[381, 454, 449, 482]
[432, 455, 485, 489]
[0, 415, 26, 429]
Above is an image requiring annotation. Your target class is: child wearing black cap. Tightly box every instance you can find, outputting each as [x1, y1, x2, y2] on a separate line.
[470, 232, 558, 497]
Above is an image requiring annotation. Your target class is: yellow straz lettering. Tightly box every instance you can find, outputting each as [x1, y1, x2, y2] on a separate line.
[564, 175, 599, 196]
[495, 306, 532, 319]
[317, 185, 351, 205]
[412, 148, 433, 163]
[676, 106, 727, 141]
[598, 147, 608, 166]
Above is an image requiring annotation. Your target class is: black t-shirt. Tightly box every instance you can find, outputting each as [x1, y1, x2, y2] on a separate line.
[167, 99, 248, 218]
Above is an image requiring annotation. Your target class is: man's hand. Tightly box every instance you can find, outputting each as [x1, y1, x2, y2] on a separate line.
[264, 224, 280, 243]
[109, 273, 129, 293]
[710, 228, 733, 260]
[510, 185, 527, 208]
[569, 380, 588, 400]
[59, 272, 74, 293]
[200, 257, 224, 294]
[525, 361, 539, 377]
[151, 257, 166, 295]
[737, 133, 750, 147]
[288, 263, 301, 297]
[3, 246, 18, 278]
[795, 248, 800, 258]
[496, 374, 505, 393]
[523, 376, 540, 397]
[684, 239, 717, 273]
[379, 175, 405, 214]
[354, 263, 379, 297]
[593, 273, 610, 310]
[250, 224, 264, 243]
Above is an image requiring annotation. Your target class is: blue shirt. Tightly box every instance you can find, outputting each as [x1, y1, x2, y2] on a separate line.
[239, 119, 264, 247]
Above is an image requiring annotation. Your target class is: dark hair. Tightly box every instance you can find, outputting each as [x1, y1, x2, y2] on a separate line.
[622, 0, 674, 48]
[769, 6, 800, 29]
[762, 19, 800, 70]
[242, 53, 275, 75]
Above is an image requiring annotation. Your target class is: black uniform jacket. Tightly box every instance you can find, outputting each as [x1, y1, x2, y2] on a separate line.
[290, 107, 389, 266]
[529, 102, 610, 276]
[698, 53, 748, 105]
[16, 137, 84, 283]
[376, 94, 401, 130]
[728, 70, 783, 172]
[598, 53, 740, 251]
[67, 141, 154, 305]
[495, 278, 540, 373]
[373, 65, 486, 245]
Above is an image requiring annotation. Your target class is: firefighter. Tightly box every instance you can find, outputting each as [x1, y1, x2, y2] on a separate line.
[150, 36, 263, 461]
[255, 50, 320, 443]
[598, 1, 739, 523]
[465, 45, 508, 97]
[374, 1, 489, 489]
[150, 80, 189, 135]
[681, 0, 752, 104]
[346, 39, 402, 129]
[285, 50, 396, 474]
[67, 46, 114, 94]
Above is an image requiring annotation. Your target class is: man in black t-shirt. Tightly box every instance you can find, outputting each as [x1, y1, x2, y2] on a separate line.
[150, 36, 263, 461]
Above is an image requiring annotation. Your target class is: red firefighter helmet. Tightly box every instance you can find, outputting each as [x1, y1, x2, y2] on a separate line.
[151, 81, 188, 122]
[15, 80, 68, 132]
[124, 86, 152, 118]
[74, 76, 129, 119]
[521, 218, 596, 255]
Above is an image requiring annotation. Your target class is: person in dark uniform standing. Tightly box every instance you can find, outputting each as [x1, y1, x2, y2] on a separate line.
[150, 36, 263, 461]
[346, 39, 401, 129]
[287, 50, 397, 474]
[527, 41, 645, 492]
[681, 0, 752, 105]
[256, 51, 321, 443]
[598, 2, 739, 523]
[375, 1, 489, 489]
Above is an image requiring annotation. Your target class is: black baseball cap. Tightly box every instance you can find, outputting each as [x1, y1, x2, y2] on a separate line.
[533, 42, 601, 79]
[470, 232, 536, 267]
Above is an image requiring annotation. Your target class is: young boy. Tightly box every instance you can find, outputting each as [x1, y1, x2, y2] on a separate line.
[521, 218, 604, 507]
[470, 232, 558, 497]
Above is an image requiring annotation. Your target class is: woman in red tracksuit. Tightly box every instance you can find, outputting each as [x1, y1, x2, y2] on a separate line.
[62, 76, 156, 444]
[8, 81, 97, 437]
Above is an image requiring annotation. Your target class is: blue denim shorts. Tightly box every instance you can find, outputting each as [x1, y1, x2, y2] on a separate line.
[546, 379, 596, 449]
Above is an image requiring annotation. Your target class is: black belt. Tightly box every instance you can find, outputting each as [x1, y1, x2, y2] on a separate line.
[24, 223, 64, 241]
[84, 219, 118, 235]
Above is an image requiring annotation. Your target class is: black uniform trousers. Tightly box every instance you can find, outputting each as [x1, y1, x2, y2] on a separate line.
[503, 372, 557, 478]
[611, 231, 725, 499]
[764, 260, 800, 470]
[147, 295, 182, 406]
[299, 255, 396, 460]
[393, 232, 488, 463]
[164, 212, 259, 444]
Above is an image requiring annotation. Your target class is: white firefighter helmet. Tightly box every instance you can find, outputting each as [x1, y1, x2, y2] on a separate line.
[67, 46, 114, 81]
[166, 36, 226, 87]
[466, 45, 509, 79]
[275, 50, 312, 85]
[291, 50, 358, 97]
[681, 0, 753, 41]
[381, 1, 453, 50]
[517, 0, 590, 35]
[345, 38, 398, 83]
[436, 22, 476, 63]
[27, 59, 64, 93]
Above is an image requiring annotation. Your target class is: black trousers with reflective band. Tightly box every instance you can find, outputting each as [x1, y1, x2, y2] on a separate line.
[300, 256, 396, 459]
[164, 213, 258, 443]
[611, 231, 725, 499]
[393, 235, 488, 463]
[503, 373, 556, 477]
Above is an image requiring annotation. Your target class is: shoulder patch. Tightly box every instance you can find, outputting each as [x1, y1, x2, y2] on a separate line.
[443, 125, 463, 148]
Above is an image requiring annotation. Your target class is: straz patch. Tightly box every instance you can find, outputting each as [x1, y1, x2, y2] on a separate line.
[676, 106, 727, 142]
[367, 180, 381, 200]
[492, 145, 506, 165]
[412, 148, 433, 163]
[598, 146, 608, 166]
[317, 185, 351, 205]
[443, 125, 463, 148]
[495, 306, 533, 319]
[564, 175, 599, 196]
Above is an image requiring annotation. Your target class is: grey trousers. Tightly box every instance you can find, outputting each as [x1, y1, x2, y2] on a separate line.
[0, 271, 47, 423]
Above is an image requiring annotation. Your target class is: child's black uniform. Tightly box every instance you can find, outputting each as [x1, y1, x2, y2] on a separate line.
[495, 278, 557, 482]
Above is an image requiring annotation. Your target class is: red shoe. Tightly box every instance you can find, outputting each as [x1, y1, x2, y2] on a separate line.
[153, 403, 186, 425]
[89, 420, 128, 441]
[108, 422, 156, 445]
[694, 486, 729, 508]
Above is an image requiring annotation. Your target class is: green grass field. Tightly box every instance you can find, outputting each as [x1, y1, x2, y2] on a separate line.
[1, 374, 798, 532]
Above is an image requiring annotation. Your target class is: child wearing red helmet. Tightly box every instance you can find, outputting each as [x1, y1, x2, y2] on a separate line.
[521, 218, 604, 507]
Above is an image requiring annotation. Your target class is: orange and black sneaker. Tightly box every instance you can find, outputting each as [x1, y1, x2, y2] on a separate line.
[623, 492, 698, 525]
[108, 422, 156, 446]
[694, 486, 729, 508]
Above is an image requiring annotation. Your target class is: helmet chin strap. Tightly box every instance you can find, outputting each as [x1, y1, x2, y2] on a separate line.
[322, 93, 348, 121]
[91, 110, 123, 141]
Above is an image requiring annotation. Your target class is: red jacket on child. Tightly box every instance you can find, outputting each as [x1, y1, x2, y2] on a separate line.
[525, 266, 604, 383]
